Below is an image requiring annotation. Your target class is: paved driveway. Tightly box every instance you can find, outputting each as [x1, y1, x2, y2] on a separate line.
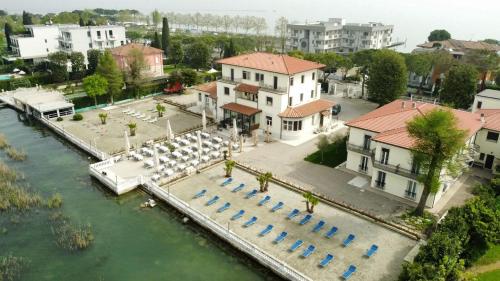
[321, 94, 378, 121]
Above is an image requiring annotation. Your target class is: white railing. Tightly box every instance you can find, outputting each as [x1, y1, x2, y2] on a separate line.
[39, 116, 109, 160]
[143, 181, 312, 281]
[89, 164, 141, 194]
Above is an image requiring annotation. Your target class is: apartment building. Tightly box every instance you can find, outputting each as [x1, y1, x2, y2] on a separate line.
[287, 18, 393, 54]
[215, 52, 335, 140]
[110, 43, 164, 78]
[194, 81, 218, 118]
[345, 100, 482, 207]
[8, 24, 126, 64]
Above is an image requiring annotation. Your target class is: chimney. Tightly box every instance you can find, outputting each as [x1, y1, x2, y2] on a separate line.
[401, 101, 405, 109]
[412, 102, 417, 109]
[410, 94, 413, 101]
[480, 113, 485, 124]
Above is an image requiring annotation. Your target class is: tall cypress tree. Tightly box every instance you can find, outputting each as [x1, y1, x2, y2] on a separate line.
[161, 17, 170, 57]
[79, 16, 85, 26]
[22, 11, 33, 25]
[151, 32, 161, 49]
[4, 23, 13, 51]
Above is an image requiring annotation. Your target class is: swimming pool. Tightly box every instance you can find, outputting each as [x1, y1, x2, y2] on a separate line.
[0, 74, 13, 81]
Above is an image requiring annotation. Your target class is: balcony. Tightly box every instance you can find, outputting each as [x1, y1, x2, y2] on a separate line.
[358, 165, 368, 174]
[373, 160, 419, 180]
[374, 180, 385, 189]
[347, 143, 374, 157]
[220, 77, 287, 94]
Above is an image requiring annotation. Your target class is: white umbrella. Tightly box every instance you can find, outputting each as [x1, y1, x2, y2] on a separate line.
[124, 131, 130, 156]
[166, 119, 174, 142]
[239, 136, 243, 153]
[202, 110, 207, 131]
[153, 147, 161, 173]
[228, 140, 232, 159]
[206, 68, 219, 74]
[196, 130, 202, 161]
[18, 70, 26, 75]
[232, 118, 238, 141]
[12, 68, 20, 73]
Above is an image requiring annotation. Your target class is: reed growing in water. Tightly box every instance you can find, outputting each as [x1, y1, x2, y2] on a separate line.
[46, 193, 63, 208]
[50, 212, 94, 251]
[0, 134, 8, 149]
[5, 147, 27, 161]
[0, 254, 30, 281]
[0, 162, 41, 211]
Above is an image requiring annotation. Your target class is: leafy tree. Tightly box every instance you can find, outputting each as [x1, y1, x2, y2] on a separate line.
[180, 69, 198, 86]
[169, 71, 183, 84]
[275, 17, 288, 53]
[405, 52, 432, 94]
[316, 135, 330, 163]
[4, 23, 13, 52]
[0, 10, 7, 17]
[48, 51, 69, 83]
[483, 39, 499, 45]
[428, 29, 451, 41]
[338, 56, 353, 80]
[287, 50, 305, 59]
[162, 17, 170, 57]
[151, 9, 161, 29]
[185, 41, 210, 70]
[98, 113, 108, 125]
[151, 32, 161, 49]
[22, 11, 33, 25]
[96, 50, 123, 104]
[69, 52, 85, 80]
[367, 49, 408, 105]
[82, 74, 108, 106]
[223, 39, 236, 58]
[351, 49, 376, 98]
[440, 64, 478, 109]
[125, 31, 142, 42]
[79, 16, 85, 26]
[464, 49, 499, 91]
[407, 109, 467, 216]
[156, 103, 165, 117]
[169, 41, 184, 67]
[224, 160, 235, 177]
[496, 73, 500, 86]
[305, 52, 344, 80]
[126, 49, 147, 98]
[127, 122, 137, 136]
[87, 49, 100, 75]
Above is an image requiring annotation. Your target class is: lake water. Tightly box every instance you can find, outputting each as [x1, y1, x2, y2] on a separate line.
[0, 108, 278, 281]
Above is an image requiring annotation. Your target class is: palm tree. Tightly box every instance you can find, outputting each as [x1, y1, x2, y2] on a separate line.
[98, 113, 108, 125]
[224, 160, 235, 177]
[263, 172, 272, 192]
[303, 191, 319, 213]
[156, 103, 166, 117]
[127, 122, 137, 136]
[257, 174, 266, 192]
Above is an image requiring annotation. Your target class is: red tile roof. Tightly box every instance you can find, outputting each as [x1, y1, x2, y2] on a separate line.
[477, 109, 500, 132]
[216, 52, 325, 75]
[221, 102, 262, 116]
[193, 82, 217, 99]
[418, 39, 500, 52]
[234, 83, 260, 94]
[278, 99, 335, 118]
[110, 43, 164, 56]
[347, 99, 483, 149]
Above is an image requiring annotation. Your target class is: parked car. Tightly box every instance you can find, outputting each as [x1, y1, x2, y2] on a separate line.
[332, 104, 341, 115]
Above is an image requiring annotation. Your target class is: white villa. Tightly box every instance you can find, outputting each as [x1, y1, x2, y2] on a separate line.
[345, 99, 483, 207]
[194, 81, 218, 118]
[8, 24, 126, 64]
[213, 52, 335, 140]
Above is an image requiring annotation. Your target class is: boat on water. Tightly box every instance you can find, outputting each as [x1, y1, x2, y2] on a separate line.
[140, 199, 157, 208]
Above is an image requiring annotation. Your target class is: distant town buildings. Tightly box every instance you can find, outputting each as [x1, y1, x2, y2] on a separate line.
[8, 24, 126, 64]
[213, 52, 335, 140]
[110, 43, 164, 78]
[286, 18, 393, 54]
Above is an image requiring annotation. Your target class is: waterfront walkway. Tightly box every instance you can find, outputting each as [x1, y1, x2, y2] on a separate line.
[162, 163, 417, 281]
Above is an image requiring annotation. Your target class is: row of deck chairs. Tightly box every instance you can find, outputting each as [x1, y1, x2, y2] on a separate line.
[122, 108, 158, 123]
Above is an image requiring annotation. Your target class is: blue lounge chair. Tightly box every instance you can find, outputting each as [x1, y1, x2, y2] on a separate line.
[365, 244, 379, 258]
[271, 202, 284, 212]
[231, 210, 245, 220]
[217, 202, 231, 213]
[221, 177, 233, 186]
[325, 226, 338, 238]
[289, 239, 303, 252]
[193, 189, 206, 199]
[299, 214, 313, 225]
[287, 209, 300, 219]
[312, 220, 325, 233]
[319, 254, 334, 267]
[259, 224, 273, 236]
[341, 265, 357, 279]
[273, 232, 288, 244]
[243, 216, 257, 227]
[206, 196, 220, 206]
[258, 195, 271, 206]
[301, 245, 316, 258]
[342, 234, 356, 247]
[231, 183, 245, 193]
[245, 189, 258, 199]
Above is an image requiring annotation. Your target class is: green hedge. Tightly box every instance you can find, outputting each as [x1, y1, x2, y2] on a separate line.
[0, 73, 51, 91]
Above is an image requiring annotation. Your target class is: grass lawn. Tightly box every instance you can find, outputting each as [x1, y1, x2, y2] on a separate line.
[304, 137, 347, 168]
[476, 269, 500, 281]
[476, 244, 500, 266]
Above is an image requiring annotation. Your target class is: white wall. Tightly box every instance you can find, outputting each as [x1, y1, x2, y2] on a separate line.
[11, 26, 62, 59]
[472, 96, 500, 112]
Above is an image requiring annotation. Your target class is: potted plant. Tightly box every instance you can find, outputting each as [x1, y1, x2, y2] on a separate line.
[98, 113, 108, 125]
[224, 160, 235, 177]
[303, 191, 319, 213]
[156, 103, 166, 117]
[127, 122, 137, 136]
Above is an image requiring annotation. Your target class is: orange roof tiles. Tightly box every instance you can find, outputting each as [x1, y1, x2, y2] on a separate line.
[418, 39, 500, 52]
[110, 43, 164, 56]
[278, 99, 335, 118]
[234, 83, 260, 94]
[221, 102, 262, 116]
[347, 99, 483, 149]
[216, 52, 326, 75]
[477, 109, 500, 132]
[193, 82, 217, 99]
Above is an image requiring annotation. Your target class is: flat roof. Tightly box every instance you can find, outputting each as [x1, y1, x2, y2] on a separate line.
[7, 87, 74, 112]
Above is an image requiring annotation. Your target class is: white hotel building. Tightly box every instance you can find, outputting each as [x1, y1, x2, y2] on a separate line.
[345, 100, 483, 207]
[287, 18, 393, 54]
[8, 24, 126, 64]
[196, 52, 335, 140]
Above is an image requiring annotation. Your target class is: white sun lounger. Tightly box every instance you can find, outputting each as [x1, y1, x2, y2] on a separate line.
[201, 132, 210, 139]
[144, 160, 154, 168]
